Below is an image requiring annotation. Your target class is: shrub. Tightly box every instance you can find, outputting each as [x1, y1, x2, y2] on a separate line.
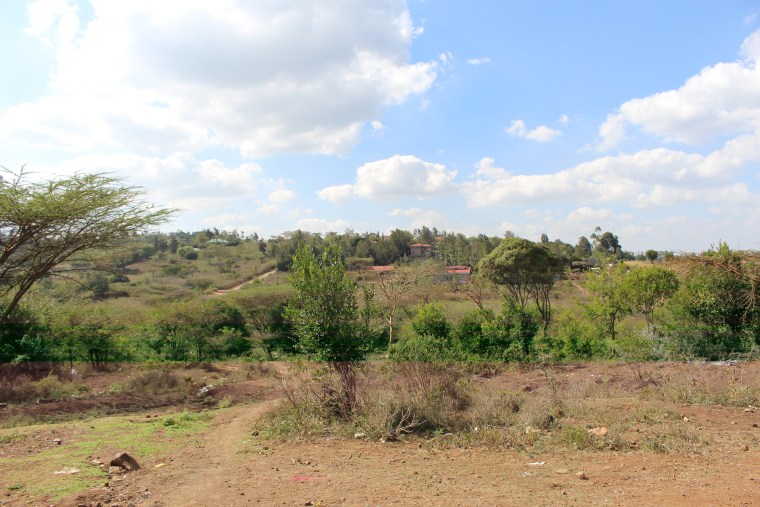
[540, 310, 608, 361]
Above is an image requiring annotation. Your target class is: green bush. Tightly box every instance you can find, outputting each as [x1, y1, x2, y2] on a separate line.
[540, 310, 608, 361]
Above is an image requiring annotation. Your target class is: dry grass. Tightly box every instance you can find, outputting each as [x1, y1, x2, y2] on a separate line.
[255, 360, 755, 456]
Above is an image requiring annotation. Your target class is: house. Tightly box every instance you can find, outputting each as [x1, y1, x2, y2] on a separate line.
[410, 243, 433, 258]
[444, 265, 471, 284]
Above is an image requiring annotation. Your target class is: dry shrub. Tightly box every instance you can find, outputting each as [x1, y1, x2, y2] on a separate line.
[640, 364, 760, 407]
[121, 369, 186, 396]
[0, 373, 85, 404]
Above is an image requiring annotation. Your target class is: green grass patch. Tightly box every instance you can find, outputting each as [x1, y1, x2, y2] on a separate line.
[0, 410, 213, 503]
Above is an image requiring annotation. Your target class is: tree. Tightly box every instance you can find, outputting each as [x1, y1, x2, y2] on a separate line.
[478, 237, 563, 329]
[372, 264, 425, 351]
[664, 244, 760, 359]
[0, 168, 173, 324]
[575, 236, 592, 259]
[584, 263, 630, 341]
[622, 266, 678, 336]
[645, 250, 658, 263]
[590, 228, 621, 257]
[285, 244, 367, 414]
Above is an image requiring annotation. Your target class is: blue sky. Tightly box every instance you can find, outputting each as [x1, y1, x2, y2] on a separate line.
[1, 0, 759, 252]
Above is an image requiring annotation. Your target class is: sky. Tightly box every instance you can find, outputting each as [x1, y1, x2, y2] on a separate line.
[1, 0, 759, 253]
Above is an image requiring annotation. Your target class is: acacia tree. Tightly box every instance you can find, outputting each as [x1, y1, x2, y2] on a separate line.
[285, 243, 368, 415]
[0, 168, 174, 324]
[478, 237, 563, 329]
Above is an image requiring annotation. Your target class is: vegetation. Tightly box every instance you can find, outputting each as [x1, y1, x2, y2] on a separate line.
[0, 167, 756, 375]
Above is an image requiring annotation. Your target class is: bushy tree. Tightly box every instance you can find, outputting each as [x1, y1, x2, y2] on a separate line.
[622, 266, 678, 335]
[478, 237, 563, 329]
[584, 264, 630, 341]
[665, 244, 759, 359]
[285, 244, 368, 414]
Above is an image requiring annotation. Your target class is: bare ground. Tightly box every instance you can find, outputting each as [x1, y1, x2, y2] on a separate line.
[2, 362, 760, 506]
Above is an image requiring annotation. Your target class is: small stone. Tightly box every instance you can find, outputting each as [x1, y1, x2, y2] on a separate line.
[53, 438, 62, 445]
[576, 471, 588, 480]
[588, 427, 608, 437]
[353, 433, 366, 439]
[752, 423, 758, 428]
[683, 417, 690, 422]
[555, 468, 569, 474]
[742, 444, 750, 451]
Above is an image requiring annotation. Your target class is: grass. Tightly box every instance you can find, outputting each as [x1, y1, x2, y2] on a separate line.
[0, 410, 212, 503]
[255, 360, 724, 457]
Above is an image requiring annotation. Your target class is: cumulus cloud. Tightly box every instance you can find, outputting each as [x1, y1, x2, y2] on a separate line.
[318, 154, 457, 203]
[506, 120, 561, 142]
[389, 207, 446, 230]
[597, 29, 760, 149]
[462, 136, 759, 209]
[296, 218, 351, 233]
[24, 152, 261, 210]
[3, 0, 438, 158]
[256, 187, 297, 215]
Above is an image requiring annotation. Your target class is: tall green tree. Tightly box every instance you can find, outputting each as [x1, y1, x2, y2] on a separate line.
[0, 169, 174, 325]
[285, 244, 368, 414]
[478, 237, 563, 329]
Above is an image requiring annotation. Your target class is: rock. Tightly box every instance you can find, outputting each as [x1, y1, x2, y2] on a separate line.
[753, 423, 758, 428]
[111, 452, 141, 471]
[588, 427, 608, 437]
[683, 416, 690, 422]
[54, 467, 80, 475]
[109, 466, 123, 475]
[742, 444, 750, 451]
[576, 471, 588, 480]
[555, 468, 569, 474]
[53, 438, 62, 445]
[353, 433, 366, 439]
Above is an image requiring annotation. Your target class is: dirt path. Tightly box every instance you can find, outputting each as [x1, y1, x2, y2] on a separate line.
[212, 269, 275, 296]
[79, 403, 760, 507]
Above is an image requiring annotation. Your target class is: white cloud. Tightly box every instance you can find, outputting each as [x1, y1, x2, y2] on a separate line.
[317, 184, 354, 205]
[268, 189, 296, 203]
[296, 218, 351, 234]
[256, 186, 296, 214]
[596, 114, 627, 151]
[462, 137, 759, 209]
[319, 154, 457, 203]
[4, 0, 438, 158]
[24, 152, 261, 210]
[506, 119, 561, 142]
[389, 207, 446, 230]
[467, 57, 491, 66]
[558, 114, 570, 125]
[597, 29, 760, 149]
